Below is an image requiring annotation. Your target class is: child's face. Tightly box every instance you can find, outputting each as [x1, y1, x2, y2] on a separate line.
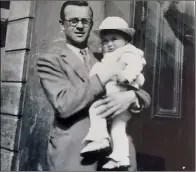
[101, 32, 128, 54]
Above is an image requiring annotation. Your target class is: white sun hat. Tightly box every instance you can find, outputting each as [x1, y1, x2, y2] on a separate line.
[94, 16, 135, 37]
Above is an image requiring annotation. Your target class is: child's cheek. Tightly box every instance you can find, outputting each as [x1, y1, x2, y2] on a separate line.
[102, 46, 108, 54]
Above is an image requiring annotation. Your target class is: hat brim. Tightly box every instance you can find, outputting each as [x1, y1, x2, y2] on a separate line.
[93, 28, 135, 37]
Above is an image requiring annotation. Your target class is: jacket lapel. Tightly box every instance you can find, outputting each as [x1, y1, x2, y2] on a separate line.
[60, 43, 89, 81]
[87, 49, 99, 67]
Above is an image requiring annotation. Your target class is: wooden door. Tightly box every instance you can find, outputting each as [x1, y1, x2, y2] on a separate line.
[129, 1, 195, 171]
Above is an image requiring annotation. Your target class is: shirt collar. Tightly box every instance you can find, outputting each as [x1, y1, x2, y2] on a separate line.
[66, 43, 89, 63]
[67, 43, 88, 53]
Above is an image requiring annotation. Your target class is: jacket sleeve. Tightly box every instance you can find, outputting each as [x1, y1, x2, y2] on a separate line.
[129, 89, 151, 113]
[37, 53, 105, 119]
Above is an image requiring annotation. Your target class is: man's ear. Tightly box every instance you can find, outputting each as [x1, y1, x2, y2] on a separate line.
[59, 20, 65, 31]
[60, 25, 65, 32]
[90, 21, 94, 31]
[59, 19, 63, 24]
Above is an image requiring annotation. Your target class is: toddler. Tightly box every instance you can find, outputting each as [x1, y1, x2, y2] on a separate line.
[81, 17, 146, 170]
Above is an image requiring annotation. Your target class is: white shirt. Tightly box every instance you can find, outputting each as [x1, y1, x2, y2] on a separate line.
[67, 44, 89, 63]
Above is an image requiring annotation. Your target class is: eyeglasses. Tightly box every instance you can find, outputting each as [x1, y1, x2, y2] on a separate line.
[65, 18, 92, 28]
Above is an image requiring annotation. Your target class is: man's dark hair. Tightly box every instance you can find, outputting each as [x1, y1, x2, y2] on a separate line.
[60, 1, 93, 23]
[100, 29, 133, 42]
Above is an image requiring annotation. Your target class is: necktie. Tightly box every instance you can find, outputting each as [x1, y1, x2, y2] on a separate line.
[80, 49, 91, 71]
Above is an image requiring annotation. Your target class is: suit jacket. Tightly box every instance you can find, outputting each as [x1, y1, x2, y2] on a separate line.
[37, 41, 150, 171]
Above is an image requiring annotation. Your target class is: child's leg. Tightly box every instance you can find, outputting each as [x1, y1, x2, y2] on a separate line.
[80, 100, 110, 156]
[103, 111, 132, 169]
[128, 135, 137, 171]
[83, 101, 110, 142]
[109, 111, 130, 160]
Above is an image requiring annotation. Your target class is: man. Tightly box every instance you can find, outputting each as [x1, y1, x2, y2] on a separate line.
[37, 1, 150, 171]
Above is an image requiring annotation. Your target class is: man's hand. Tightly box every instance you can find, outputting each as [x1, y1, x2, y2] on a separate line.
[93, 90, 137, 119]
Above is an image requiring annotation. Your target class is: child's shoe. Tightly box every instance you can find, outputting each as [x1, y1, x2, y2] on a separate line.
[80, 138, 110, 157]
[102, 156, 130, 170]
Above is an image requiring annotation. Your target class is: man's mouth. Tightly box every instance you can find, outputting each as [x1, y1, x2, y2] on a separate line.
[75, 32, 85, 37]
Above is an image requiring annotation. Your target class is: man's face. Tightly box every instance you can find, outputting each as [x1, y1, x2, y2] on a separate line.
[62, 5, 93, 46]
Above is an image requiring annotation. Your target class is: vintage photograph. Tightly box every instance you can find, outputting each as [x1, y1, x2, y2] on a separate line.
[0, 0, 195, 171]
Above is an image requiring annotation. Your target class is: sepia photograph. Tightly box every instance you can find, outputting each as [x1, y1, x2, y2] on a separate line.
[0, 0, 195, 171]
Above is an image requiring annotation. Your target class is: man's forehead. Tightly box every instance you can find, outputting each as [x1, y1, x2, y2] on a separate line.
[64, 5, 92, 18]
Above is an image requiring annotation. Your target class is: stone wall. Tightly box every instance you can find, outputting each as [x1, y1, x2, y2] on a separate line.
[0, 1, 36, 170]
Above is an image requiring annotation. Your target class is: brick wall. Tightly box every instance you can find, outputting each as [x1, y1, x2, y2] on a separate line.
[0, 1, 36, 170]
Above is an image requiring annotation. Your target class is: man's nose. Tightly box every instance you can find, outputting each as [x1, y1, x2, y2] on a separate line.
[76, 20, 84, 29]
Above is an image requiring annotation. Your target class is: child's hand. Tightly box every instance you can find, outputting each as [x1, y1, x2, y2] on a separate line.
[131, 73, 145, 89]
[116, 72, 129, 84]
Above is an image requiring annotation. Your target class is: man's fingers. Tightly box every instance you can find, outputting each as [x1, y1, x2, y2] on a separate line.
[95, 105, 108, 115]
[93, 97, 113, 108]
[92, 99, 108, 108]
[96, 101, 116, 115]
[112, 108, 125, 117]
[100, 105, 120, 118]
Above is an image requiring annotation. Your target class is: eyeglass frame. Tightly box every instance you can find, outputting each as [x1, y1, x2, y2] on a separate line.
[63, 18, 93, 28]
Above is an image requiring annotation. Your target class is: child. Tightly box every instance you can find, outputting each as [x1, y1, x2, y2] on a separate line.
[80, 17, 146, 170]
